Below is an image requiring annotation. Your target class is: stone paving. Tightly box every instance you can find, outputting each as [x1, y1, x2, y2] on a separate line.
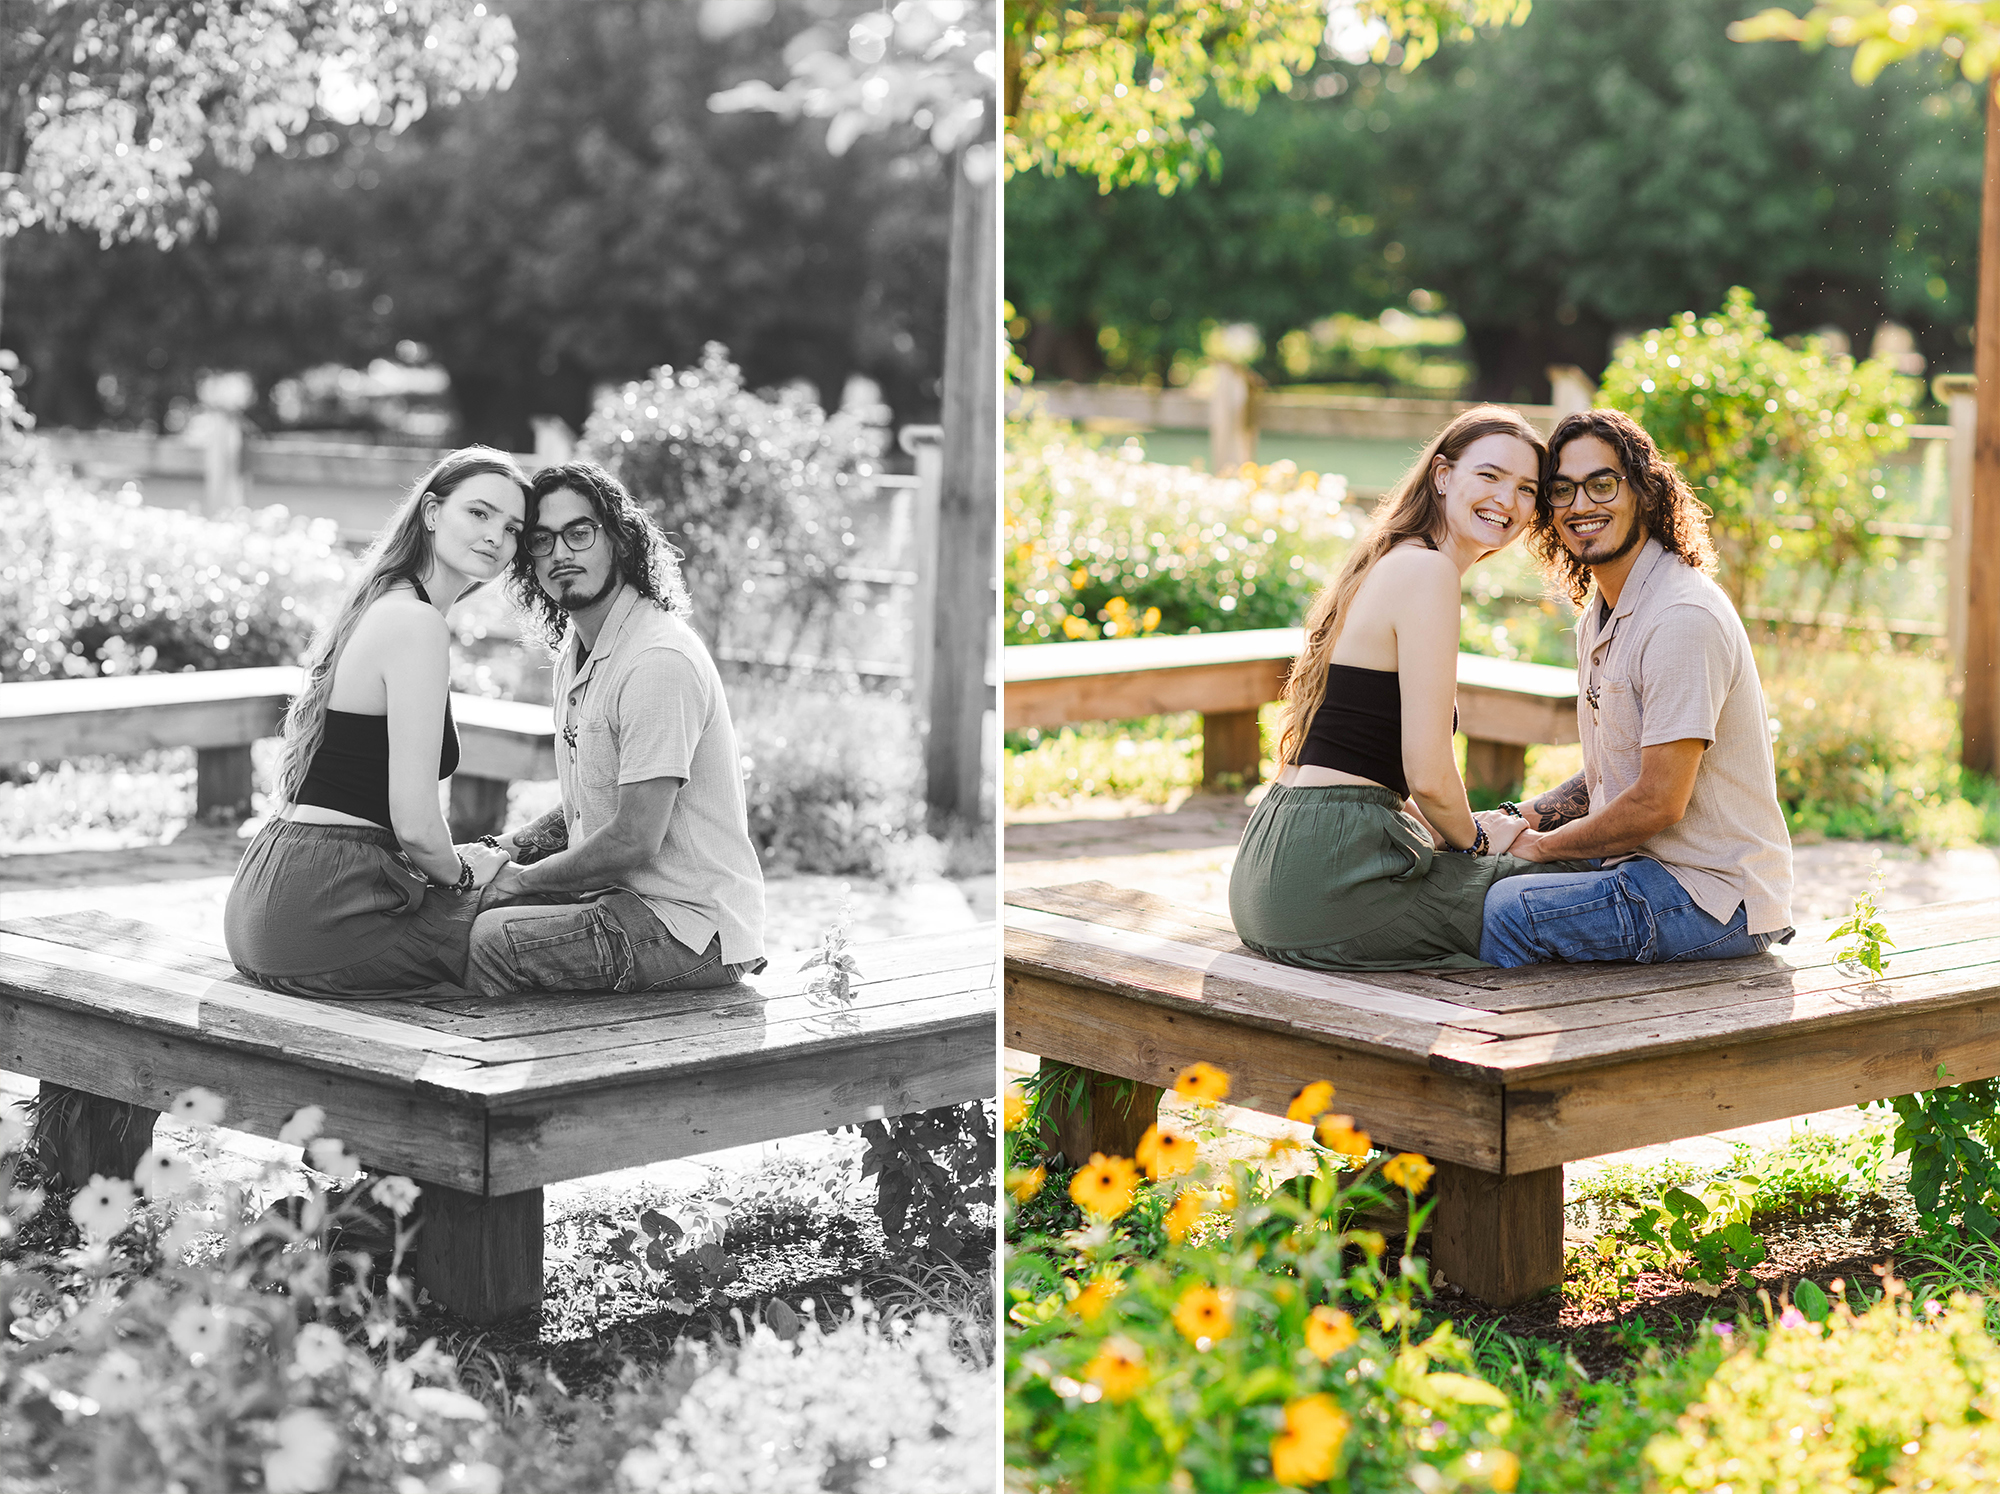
[1004, 788, 2000, 1201]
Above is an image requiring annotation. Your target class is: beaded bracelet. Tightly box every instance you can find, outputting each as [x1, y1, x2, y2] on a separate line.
[429, 853, 474, 893]
[1498, 801, 1525, 819]
[1446, 823, 1491, 857]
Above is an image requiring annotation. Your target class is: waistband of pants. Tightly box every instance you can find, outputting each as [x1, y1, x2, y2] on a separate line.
[1262, 781, 1404, 809]
[261, 817, 399, 849]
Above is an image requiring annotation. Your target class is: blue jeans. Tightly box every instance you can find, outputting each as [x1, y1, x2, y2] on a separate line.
[1479, 856, 1792, 969]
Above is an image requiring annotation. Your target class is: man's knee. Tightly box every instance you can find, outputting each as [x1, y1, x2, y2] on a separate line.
[465, 909, 522, 996]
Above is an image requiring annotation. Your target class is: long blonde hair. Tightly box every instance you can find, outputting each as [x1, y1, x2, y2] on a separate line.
[276, 446, 530, 803]
[1274, 405, 1547, 767]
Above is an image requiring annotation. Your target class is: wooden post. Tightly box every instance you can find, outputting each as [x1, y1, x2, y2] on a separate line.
[194, 744, 256, 821]
[448, 776, 511, 840]
[1967, 78, 2000, 776]
[195, 412, 246, 514]
[34, 1082, 158, 1186]
[1941, 374, 1977, 677]
[1201, 709, 1263, 788]
[902, 425, 944, 709]
[1462, 739, 1527, 802]
[1427, 1159, 1564, 1307]
[1208, 362, 1257, 474]
[412, 1183, 545, 1324]
[925, 156, 996, 823]
[1040, 1059, 1161, 1166]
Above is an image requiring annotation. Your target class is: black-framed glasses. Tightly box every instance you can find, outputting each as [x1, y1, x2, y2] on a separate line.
[1546, 470, 1626, 509]
[524, 519, 602, 557]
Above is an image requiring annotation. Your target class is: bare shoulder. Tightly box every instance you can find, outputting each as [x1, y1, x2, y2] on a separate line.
[349, 589, 449, 665]
[1370, 543, 1459, 597]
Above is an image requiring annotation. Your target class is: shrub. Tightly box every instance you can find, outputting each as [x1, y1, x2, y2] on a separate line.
[1005, 398, 1352, 644]
[1647, 1286, 2000, 1493]
[578, 344, 890, 663]
[1599, 287, 1920, 610]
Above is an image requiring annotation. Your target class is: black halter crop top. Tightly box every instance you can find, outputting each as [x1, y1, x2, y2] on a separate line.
[293, 582, 461, 830]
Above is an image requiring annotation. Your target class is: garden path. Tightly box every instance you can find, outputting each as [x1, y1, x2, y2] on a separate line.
[1004, 788, 2000, 1212]
[0, 821, 995, 1215]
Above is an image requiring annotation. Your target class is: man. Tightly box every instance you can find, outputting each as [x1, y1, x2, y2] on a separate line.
[462, 461, 766, 994]
[1476, 409, 1794, 967]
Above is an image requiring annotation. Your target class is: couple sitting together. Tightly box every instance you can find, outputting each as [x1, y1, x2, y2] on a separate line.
[222, 449, 766, 999]
[1230, 406, 1795, 972]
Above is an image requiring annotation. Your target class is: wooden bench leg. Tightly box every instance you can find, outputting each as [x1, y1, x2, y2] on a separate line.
[34, 1082, 159, 1187]
[448, 775, 511, 840]
[413, 1182, 544, 1324]
[1041, 1060, 1162, 1166]
[1463, 738, 1527, 802]
[195, 744, 256, 822]
[1428, 1160, 1563, 1307]
[1201, 709, 1263, 788]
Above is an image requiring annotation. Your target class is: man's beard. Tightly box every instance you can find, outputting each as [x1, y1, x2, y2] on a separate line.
[1571, 514, 1644, 571]
[547, 567, 620, 613]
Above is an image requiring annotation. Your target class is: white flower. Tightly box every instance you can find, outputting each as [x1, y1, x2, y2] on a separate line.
[429, 1462, 503, 1494]
[167, 1301, 230, 1360]
[9, 1186, 45, 1223]
[264, 1408, 342, 1494]
[410, 1386, 490, 1423]
[0, 1103, 28, 1155]
[82, 1350, 147, 1414]
[305, 1137, 361, 1181]
[618, 1446, 669, 1491]
[292, 1322, 349, 1377]
[134, 1147, 195, 1199]
[167, 1087, 227, 1129]
[370, 1175, 421, 1216]
[68, 1175, 137, 1242]
[279, 1105, 326, 1147]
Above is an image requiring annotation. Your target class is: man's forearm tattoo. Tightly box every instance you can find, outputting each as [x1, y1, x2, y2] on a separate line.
[508, 806, 569, 865]
[1528, 773, 1591, 831]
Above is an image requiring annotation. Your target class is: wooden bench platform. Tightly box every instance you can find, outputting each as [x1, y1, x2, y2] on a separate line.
[1005, 881, 2000, 1306]
[0, 911, 996, 1322]
[1002, 630, 1578, 796]
[0, 667, 555, 836]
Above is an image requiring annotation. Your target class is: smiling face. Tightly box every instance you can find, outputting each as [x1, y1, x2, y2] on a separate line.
[530, 485, 620, 612]
[426, 472, 523, 582]
[1433, 432, 1540, 553]
[1549, 432, 1644, 569]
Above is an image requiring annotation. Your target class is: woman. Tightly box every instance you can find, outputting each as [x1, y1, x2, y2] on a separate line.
[1229, 405, 1568, 971]
[224, 448, 526, 997]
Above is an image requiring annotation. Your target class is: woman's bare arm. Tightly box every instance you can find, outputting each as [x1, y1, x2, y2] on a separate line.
[1385, 551, 1478, 850]
[376, 601, 463, 885]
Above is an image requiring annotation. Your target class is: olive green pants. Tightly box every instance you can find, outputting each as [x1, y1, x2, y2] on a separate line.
[1227, 782, 1566, 972]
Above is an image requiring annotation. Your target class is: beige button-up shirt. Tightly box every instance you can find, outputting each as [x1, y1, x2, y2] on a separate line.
[554, 585, 766, 965]
[1577, 537, 1793, 935]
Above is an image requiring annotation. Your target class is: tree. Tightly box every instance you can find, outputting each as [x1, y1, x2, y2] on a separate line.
[0, 0, 515, 332]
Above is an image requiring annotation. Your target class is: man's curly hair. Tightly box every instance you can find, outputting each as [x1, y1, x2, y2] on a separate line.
[507, 460, 692, 651]
[1530, 409, 1719, 608]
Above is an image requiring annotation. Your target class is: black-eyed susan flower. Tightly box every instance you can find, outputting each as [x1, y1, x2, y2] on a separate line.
[1381, 1152, 1435, 1194]
[1009, 1165, 1046, 1203]
[1068, 1153, 1141, 1221]
[1004, 1089, 1028, 1131]
[1135, 1123, 1199, 1181]
[1271, 1393, 1349, 1484]
[1071, 1277, 1121, 1322]
[1174, 1062, 1231, 1103]
[1286, 1080, 1334, 1123]
[1172, 1282, 1233, 1343]
[1460, 1448, 1520, 1491]
[1082, 1337, 1148, 1402]
[1163, 1190, 1204, 1243]
[1306, 1304, 1358, 1361]
[1348, 1229, 1386, 1258]
[1315, 1114, 1371, 1158]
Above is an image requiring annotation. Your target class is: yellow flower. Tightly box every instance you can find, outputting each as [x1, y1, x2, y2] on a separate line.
[1286, 1081, 1335, 1123]
[1349, 1229, 1386, 1258]
[1315, 1114, 1371, 1158]
[1136, 1123, 1199, 1181]
[1003, 1090, 1028, 1131]
[1062, 614, 1092, 640]
[1306, 1305, 1358, 1361]
[1381, 1153, 1435, 1194]
[1270, 1394, 1348, 1485]
[1009, 1165, 1046, 1203]
[1174, 1062, 1231, 1103]
[1068, 1153, 1141, 1221]
[1082, 1337, 1148, 1403]
[1164, 1190, 1205, 1243]
[1267, 1136, 1302, 1158]
[1072, 1277, 1122, 1322]
[1141, 606, 1162, 632]
[1172, 1283, 1234, 1343]
[1463, 1449, 1520, 1492]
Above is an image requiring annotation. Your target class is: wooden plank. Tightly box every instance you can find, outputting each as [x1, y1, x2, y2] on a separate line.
[1462, 739, 1527, 798]
[36, 1083, 158, 1186]
[1965, 74, 2000, 776]
[1504, 995, 2000, 1173]
[1007, 907, 1495, 1027]
[1043, 1062, 1163, 1164]
[1, 694, 289, 760]
[1430, 1161, 1564, 1306]
[485, 1022, 994, 1192]
[1457, 688, 1577, 749]
[1202, 708, 1264, 785]
[413, 1184, 544, 1324]
[1004, 628, 1301, 682]
[448, 776, 511, 839]
[0, 998, 488, 1190]
[195, 745, 256, 818]
[1005, 971, 1503, 1169]
[1005, 659, 1288, 732]
[453, 695, 556, 781]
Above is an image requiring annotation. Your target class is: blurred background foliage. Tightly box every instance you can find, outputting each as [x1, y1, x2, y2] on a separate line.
[1005, 0, 1982, 403]
[4, 0, 953, 449]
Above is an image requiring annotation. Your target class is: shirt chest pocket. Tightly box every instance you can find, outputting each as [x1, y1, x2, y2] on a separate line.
[570, 714, 621, 789]
[1589, 674, 1642, 756]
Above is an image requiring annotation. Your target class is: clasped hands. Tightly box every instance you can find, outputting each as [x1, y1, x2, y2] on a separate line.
[454, 840, 518, 892]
